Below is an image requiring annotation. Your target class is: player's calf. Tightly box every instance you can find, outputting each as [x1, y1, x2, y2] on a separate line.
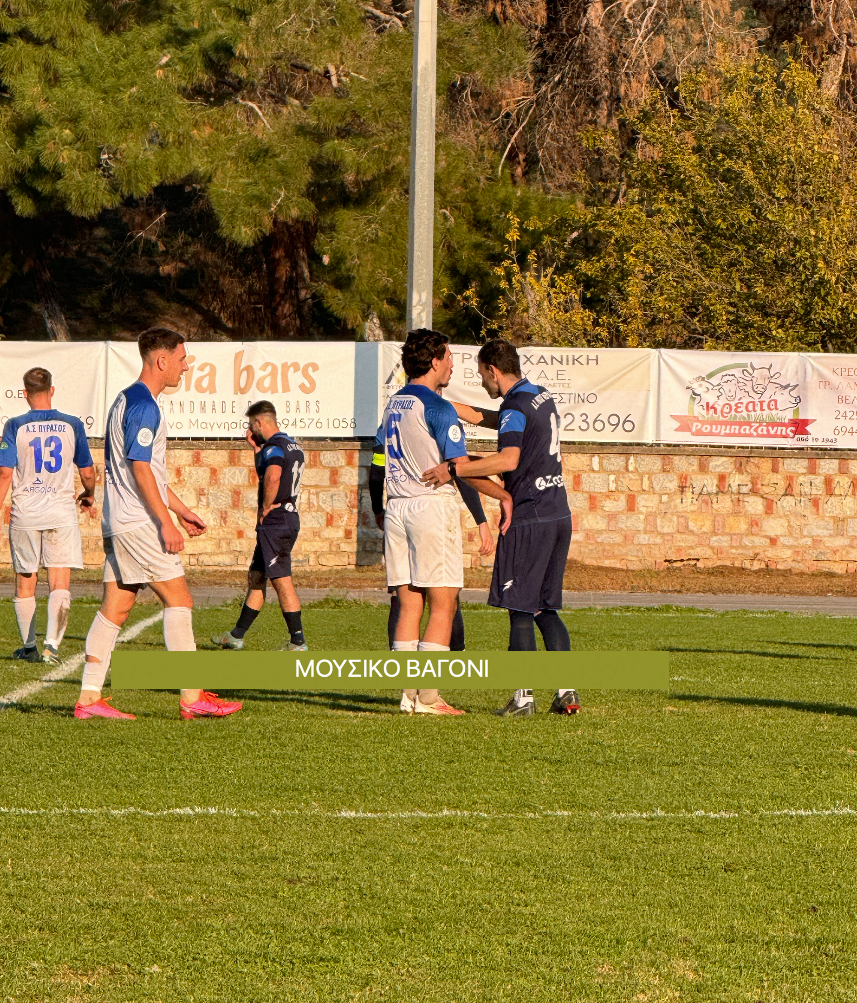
[12, 594, 38, 661]
[43, 587, 71, 664]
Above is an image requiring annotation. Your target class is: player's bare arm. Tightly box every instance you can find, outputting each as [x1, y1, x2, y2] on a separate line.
[422, 448, 521, 487]
[260, 464, 283, 522]
[450, 401, 500, 429]
[130, 460, 185, 553]
[0, 466, 12, 509]
[459, 474, 513, 534]
[76, 466, 96, 515]
[167, 486, 206, 538]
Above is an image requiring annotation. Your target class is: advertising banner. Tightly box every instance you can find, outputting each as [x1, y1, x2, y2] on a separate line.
[0, 342, 107, 436]
[657, 350, 812, 447]
[3, 341, 857, 447]
[107, 341, 380, 438]
[379, 343, 656, 442]
[800, 354, 857, 448]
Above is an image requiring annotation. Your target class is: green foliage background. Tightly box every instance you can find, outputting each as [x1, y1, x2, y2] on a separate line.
[1, 1, 857, 347]
[489, 58, 857, 352]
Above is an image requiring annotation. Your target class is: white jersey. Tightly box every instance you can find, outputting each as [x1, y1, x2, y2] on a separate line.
[0, 409, 93, 530]
[103, 382, 168, 537]
[374, 383, 467, 500]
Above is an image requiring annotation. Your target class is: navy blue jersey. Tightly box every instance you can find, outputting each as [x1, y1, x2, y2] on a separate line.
[497, 379, 570, 526]
[256, 432, 305, 521]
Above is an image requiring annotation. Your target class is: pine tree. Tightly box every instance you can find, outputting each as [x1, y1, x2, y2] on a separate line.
[0, 0, 541, 338]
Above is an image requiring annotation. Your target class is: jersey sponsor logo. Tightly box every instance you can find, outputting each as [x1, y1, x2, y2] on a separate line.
[137, 428, 154, 447]
[535, 474, 565, 490]
[448, 424, 462, 443]
[22, 484, 58, 495]
[390, 398, 414, 410]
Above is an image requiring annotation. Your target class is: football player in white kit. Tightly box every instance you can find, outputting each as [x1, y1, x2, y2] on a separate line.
[375, 329, 512, 715]
[0, 367, 96, 664]
[75, 328, 242, 721]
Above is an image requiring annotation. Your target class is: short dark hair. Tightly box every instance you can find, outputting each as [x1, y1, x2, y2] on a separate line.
[23, 367, 52, 394]
[246, 400, 277, 420]
[477, 338, 521, 377]
[401, 328, 449, 380]
[138, 327, 186, 359]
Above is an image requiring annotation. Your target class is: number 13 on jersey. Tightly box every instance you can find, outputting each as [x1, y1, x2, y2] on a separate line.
[29, 436, 63, 474]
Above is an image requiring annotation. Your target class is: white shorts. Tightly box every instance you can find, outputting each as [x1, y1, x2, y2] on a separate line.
[103, 522, 184, 586]
[9, 526, 83, 574]
[384, 494, 463, 589]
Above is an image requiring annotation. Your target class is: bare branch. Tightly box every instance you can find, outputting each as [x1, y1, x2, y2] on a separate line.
[236, 98, 272, 130]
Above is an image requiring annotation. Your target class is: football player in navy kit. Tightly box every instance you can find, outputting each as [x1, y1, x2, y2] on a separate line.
[211, 400, 308, 652]
[422, 338, 580, 717]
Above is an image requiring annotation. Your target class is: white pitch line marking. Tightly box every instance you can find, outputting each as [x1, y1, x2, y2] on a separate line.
[0, 610, 164, 710]
[0, 805, 854, 821]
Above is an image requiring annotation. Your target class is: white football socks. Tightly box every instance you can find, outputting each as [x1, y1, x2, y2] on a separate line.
[81, 612, 121, 694]
[45, 589, 71, 651]
[417, 641, 449, 652]
[392, 640, 419, 651]
[13, 596, 37, 650]
[163, 607, 199, 705]
[163, 607, 196, 651]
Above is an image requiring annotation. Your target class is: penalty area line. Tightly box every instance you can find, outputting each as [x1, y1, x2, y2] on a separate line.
[0, 805, 855, 821]
[0, 610, 165, 711]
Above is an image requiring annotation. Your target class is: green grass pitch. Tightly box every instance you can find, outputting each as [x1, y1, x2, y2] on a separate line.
[1, 596, 856, 1001]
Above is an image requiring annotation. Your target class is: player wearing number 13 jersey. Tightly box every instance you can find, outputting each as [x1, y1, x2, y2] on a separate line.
[0, 367, 95, 665]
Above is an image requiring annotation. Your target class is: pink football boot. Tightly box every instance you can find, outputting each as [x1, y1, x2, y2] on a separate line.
[179, 691, 243, 720]
[74, 698, 136, 720]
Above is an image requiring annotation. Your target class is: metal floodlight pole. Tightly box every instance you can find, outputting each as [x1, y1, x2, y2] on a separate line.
[405, 0, 437, 333]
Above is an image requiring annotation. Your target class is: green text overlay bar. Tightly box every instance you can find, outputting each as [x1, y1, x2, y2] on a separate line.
[111, 651, 669, 691]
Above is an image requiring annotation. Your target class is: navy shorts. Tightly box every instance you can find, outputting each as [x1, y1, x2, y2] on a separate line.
[488, 517, 571, 614]
[250, 517, 299, 581]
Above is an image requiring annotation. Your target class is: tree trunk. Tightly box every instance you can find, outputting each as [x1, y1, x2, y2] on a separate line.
[262, 219, 316, 338]
[26, 255, 71, 342]
[0, 195, 72, 341]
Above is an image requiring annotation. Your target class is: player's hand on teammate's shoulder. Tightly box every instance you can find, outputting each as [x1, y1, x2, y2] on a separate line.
[177, 511, 206, 538]
[477, 521, 495, 557]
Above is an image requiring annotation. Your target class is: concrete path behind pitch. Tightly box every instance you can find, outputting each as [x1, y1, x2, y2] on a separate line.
[1, 584, 856, 616]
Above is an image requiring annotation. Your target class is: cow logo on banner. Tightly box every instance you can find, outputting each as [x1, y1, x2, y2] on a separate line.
[672, 361, 815, 442]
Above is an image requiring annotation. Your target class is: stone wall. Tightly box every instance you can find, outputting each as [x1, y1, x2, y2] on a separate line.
[3, 440, 857, 574]
[563, 446, 857, 573]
